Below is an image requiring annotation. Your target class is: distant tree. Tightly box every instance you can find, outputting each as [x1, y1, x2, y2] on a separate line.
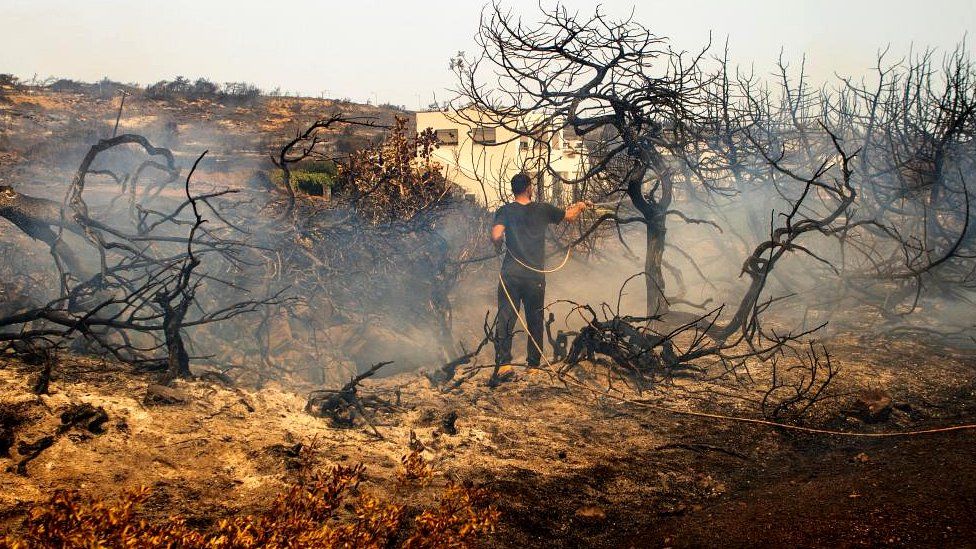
[191, 77, 220, 97]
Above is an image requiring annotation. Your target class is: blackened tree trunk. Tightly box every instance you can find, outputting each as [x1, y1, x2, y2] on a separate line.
[161, 297, 192, 380]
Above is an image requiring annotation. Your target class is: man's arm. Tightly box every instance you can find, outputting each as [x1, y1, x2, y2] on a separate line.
[562, 201, 590, 222]
[490, 223, 505, 254]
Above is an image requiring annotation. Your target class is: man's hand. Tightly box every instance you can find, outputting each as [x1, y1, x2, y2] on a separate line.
[563, 200, 590, 222]
[490, 223, 505, 254]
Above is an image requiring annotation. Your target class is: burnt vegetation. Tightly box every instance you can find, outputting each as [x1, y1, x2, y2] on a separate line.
[1, 453, 498, 548]
[448, 3, 975, 418]
[0, 1, 972, 446]
[0, 2, 975, 547]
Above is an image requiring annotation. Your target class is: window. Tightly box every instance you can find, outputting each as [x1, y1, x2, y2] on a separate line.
[472, 126, 497, 145]
[519, 137, 530, 151]
[434, 128, 458, 145]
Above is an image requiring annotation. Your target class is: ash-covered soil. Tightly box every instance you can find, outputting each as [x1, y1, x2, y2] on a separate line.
[1, 333, 975, 548]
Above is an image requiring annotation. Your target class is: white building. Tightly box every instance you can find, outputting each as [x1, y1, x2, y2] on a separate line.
[416, 108, 588, 207]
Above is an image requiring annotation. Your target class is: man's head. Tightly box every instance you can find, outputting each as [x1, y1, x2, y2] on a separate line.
[511, 172, 533, 199]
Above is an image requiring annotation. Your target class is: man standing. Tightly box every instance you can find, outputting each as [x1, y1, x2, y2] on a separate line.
[490, 173, 588, 376]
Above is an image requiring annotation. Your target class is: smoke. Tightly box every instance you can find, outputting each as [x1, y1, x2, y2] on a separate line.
[2, 61, 975, 393]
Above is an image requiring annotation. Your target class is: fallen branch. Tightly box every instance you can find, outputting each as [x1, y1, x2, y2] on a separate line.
[305, 361, 395, 437]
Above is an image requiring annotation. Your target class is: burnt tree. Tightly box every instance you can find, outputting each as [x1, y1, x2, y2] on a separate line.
[453, 4, 716, 316]
[0, 136, 279, 382]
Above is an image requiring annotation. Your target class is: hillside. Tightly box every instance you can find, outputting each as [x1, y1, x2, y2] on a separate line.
[0, 81, 404, 191]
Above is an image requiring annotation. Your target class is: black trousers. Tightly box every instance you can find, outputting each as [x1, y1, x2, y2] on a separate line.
[495, 273, 545, 366]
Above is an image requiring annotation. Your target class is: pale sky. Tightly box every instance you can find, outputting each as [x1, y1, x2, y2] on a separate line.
[2, 0, 974, 108]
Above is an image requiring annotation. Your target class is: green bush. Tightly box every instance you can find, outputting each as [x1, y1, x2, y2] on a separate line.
[269, 168, 335, 197]
[298, 160, 339, 178]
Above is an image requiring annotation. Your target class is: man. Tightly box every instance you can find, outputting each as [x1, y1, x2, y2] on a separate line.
[490, 173, 588, 376]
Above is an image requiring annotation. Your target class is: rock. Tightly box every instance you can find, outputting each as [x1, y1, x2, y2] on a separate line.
[16, 435, 54, 456]
[851, 389, 893, 423]
[144, 384, 188, 406]
[58, 403, 109, 434]
[575, 504, 606, 522]
[441, 411, 458, 435]
[198, 370, 234, 386]
[16, 435, 55, 475]
[853, 452, 870, 463]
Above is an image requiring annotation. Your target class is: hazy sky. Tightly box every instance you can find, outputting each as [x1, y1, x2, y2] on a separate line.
[2, 0, 974, 108]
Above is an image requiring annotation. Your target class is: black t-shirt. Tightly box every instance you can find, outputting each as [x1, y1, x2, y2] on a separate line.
[493, 201, 565, 279]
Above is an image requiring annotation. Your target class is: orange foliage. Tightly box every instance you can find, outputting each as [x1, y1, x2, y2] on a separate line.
[1, 455, 497, 549]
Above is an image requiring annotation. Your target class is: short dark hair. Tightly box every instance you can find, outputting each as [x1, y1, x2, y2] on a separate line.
[511, 173, 532, 196]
